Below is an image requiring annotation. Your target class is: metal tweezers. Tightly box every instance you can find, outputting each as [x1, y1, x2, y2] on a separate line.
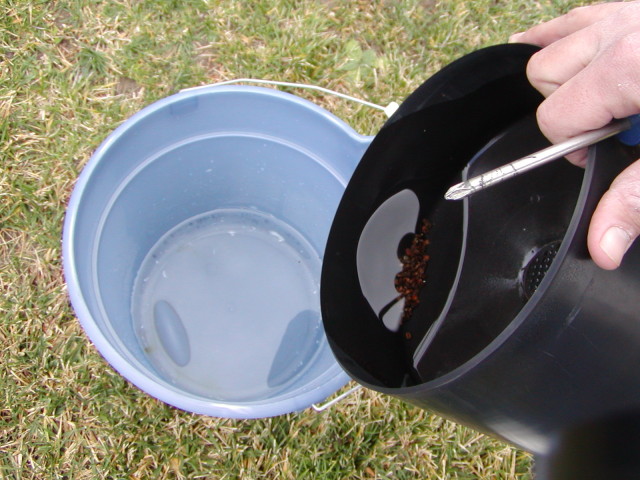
[445, 117, 636, 201]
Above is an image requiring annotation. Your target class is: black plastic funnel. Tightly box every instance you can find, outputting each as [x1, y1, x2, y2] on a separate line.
[320, 44, 640, 455]
[536, 409, 640, 479]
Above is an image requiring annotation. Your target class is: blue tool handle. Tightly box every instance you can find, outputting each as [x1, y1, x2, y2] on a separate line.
[616, 114, 640, 146]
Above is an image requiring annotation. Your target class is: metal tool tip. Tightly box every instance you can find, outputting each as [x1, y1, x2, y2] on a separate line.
[444, 182, 472, 201]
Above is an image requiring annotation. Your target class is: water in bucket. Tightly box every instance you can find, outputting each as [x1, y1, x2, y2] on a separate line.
[131, 207, 324, 401]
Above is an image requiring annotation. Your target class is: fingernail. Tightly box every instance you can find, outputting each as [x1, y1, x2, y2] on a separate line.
[509, 32, 524, 43]
[600, 226, 632, 267]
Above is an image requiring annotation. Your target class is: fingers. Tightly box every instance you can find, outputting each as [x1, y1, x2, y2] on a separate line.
[513, 2, 640, 100]
[510, 3, 627, 46]
[525, 27, 601, 98]
[587, 159, 640, 269]
[511, 1, 640, 270]
[534, 31, 640, 159]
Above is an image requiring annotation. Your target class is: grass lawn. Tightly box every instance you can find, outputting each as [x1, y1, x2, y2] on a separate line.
[2, 0, 592, 478]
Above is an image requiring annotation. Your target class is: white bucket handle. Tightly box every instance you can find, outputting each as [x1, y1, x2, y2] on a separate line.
[182, 79, 400, 118]
[311, 384, 363, 412]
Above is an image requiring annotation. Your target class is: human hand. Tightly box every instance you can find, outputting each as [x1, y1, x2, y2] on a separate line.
[510, 1, 640, 269]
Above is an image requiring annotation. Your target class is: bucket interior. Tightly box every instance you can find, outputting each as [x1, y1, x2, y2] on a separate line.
[65, 87, 368, 415]
[98, 134, 344, 401]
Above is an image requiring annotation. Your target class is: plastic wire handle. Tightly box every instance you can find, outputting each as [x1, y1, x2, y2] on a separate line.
[311, 384, 362, 412]
[182, 78, 400, 118]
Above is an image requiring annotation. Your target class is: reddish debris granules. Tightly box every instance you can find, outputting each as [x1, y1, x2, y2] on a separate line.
[394, 218, 431, 323]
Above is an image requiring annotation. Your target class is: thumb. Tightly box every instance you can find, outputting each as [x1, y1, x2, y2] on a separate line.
[587, 159, 640, 269]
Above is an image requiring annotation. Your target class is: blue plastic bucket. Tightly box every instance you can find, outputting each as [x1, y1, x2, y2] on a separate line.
[63, 85, 372, 418]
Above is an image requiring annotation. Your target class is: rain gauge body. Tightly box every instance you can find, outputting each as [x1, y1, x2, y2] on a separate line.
[320, 44, 640, 457]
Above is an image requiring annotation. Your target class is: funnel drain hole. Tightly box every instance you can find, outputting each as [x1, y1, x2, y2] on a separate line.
[522, 241, 561, 298]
